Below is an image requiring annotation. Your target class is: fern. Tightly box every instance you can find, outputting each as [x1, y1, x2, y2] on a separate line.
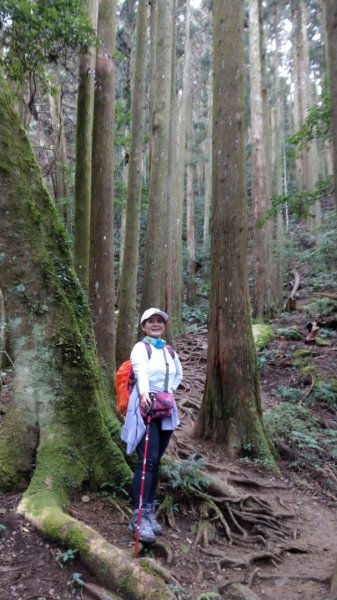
[275, 327, 303, 341]
[161, 456, 209, 492]
[311, 382, 337, 406]
[276, 385, 302, 404]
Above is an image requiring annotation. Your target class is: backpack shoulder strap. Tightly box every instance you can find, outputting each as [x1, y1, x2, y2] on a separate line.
[165, 344, 175, 359]
[141, 338, 174, 359]
[142, 338, 152, 359]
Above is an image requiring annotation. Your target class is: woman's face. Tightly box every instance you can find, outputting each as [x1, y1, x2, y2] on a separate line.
[141, 315, 166, 338]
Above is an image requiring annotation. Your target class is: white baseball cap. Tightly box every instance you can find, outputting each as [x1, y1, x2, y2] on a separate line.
[140, 307, 168, 324]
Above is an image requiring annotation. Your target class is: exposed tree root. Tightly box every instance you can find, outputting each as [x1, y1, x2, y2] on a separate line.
[251, 570, 328, 585]
[160, 463, 290, 547]
[150, 541, 174, 564]
[84, 582, 123, 600]
[199, 543, 309, 570]
[18, 498, 176, 600]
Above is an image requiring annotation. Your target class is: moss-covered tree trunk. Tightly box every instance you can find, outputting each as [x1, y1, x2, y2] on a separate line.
[194, 1, 276, 467]
[0, 72, 175, 600]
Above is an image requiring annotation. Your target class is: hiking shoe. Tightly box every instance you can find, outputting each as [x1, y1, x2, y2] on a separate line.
[128, 509, 156, 543]
[148, 505, 163, 535]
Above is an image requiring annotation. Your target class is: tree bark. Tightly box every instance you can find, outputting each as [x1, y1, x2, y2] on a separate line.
[271, 4, 285, 308]
[166, 0, 178, 341]
[74, 0, 98, 291]
[116, 0, 148, 365]
[186, 84, 197, 306]
[194, 0, 276, 466]
[168, 0, 191, 334]
[90, 0, 116, 373]
[0, 287, 4, 378]
[140, 0, 173, 314]
[324, 0, 337, 211]
[48, 71, 70, 228]
[249, 0, 270, 321]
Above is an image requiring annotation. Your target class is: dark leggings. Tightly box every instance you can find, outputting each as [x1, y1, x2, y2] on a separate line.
[132, 419, 172, 509]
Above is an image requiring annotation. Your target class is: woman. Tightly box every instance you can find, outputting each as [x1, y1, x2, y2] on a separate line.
[121, 307, 183, 543]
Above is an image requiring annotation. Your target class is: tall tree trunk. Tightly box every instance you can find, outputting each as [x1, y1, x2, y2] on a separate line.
[0, 287, 4, 378]
[271, 4, 285, 308]
[249, 0, 270, 320]
[324, 0, 337, 211]
[169, 0, 191, 332]
[90, 0, 117, 373]
[116, 0, 148, 365]
[194, 0, 275, 466]
[74, 0, 98, 291]
[48, 72, 70, 228]
[271, 105, 285, 307]
[166, 0, 178, 340]
[203, 85, 212, 255]
[260, 1, 274, 313]
[186, 88, 197, 305]
[140, 0, 173, 314]
[292, 0, 304, 193]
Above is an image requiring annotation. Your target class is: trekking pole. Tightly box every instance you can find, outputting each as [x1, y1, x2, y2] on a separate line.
[134, 396, 153, 559]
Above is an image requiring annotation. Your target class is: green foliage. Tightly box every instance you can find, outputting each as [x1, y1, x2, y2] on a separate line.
[166, 583, 187, 599]
[0, 523, 7, 534]
[161, 456, 209, 493]
[276, 385, 302, 404]
[266, 404, 320, 451]
[274, 327, 303, 341]
[288, 81, 332, 153]
[303, 297, 337, 316]
[72, 572, 85, 586]
[100, 481, 129, 498]
[0, 0, 96, 85]
[114, 99, 131, 147]
[264, 176, 334, 222]
[318, 328, 337, 340]
[310, 382, 337, 406]
[266, 403, 337, 470]
[256, 349, 277, 371]
[182, 304, 208, 326]
[57, 548, 78, 564]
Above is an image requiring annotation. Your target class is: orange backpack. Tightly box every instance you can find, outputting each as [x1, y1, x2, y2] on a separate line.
[115, 340, 175, 416]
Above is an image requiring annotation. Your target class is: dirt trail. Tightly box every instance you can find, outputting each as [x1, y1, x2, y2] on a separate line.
[1, 310, 337, 599]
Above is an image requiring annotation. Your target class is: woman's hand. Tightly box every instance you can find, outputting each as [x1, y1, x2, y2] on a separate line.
[140, 392, 152, 412]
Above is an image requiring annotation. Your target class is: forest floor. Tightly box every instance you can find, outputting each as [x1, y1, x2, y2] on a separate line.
[1, 291, 337, 600]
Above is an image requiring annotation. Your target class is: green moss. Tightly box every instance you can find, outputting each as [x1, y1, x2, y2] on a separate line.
[0, 405, 38, 491]
[252, 324, 275, 351]
[315, 336, 332, 347]
[30, 505, 91, 554]
[298, 364, 319, 382]
[116, 568, 137, 595]
[294, 349, 312, 358]
[0, 72, 131, 496]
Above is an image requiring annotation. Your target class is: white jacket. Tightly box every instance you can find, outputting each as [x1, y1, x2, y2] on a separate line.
[120, 342, 183, 454]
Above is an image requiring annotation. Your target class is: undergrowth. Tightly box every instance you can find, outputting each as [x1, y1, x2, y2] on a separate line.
[266, 403, 337, 474]
[161, 455, 209, 493]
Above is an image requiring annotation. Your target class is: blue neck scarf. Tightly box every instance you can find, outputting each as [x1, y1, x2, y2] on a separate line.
[144, 336, 166, 349]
